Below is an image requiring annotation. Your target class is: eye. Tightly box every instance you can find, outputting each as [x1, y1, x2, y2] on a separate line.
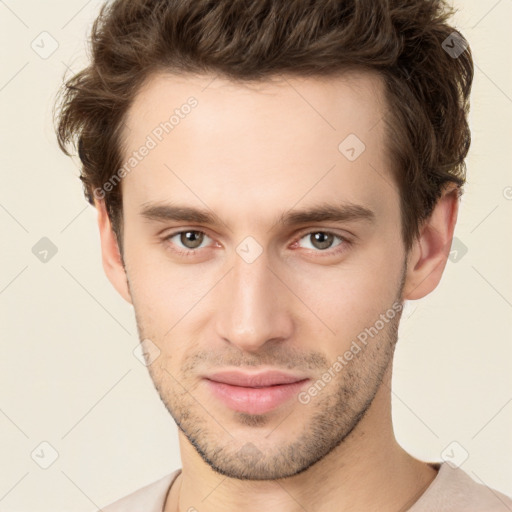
[163, 230, 213, 255]
[162, 229, 351, 258]
[295, 231, 348, 254]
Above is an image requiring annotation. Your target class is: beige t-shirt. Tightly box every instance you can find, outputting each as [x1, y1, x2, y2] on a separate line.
[98, 462, 512, 511]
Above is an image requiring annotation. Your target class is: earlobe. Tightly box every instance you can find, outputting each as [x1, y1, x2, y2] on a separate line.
[403, 184, 460, 301]
[95, 199, 132, 304]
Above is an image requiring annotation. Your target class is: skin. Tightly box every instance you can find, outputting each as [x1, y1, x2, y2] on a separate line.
[96, 70, 459, 511]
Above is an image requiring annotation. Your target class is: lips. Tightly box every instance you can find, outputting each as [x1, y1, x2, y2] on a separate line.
[203, 369, 311, 414]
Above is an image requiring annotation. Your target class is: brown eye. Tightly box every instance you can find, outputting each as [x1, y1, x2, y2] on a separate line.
[298, 231, 343, 251]
[311, 232, 334, 250]
[179, 231, 204, 249]
[163, 230, 211, 254]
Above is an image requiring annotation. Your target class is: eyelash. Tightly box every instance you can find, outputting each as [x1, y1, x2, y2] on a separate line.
[161, 229, 352, 258]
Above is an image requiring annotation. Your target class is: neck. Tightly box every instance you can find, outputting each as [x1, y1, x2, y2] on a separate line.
[165, 365, 438, 512]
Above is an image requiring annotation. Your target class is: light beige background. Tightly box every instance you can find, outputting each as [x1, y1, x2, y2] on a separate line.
[0, 1, 511, 510]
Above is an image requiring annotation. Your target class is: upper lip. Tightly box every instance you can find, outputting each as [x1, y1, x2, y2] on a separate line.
[204, 370, 309, 388]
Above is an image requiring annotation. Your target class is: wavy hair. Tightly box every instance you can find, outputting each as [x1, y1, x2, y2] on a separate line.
[54, 0, 473, 253]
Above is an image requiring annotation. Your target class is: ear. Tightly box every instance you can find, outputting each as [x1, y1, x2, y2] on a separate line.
[403, 183, 460, 300]
[95, 199, 132, 304]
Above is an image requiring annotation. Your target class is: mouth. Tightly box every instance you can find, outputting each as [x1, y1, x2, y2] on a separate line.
[203, 370, 311, 415]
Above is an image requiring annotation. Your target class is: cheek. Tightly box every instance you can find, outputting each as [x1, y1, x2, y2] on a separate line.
[288, 245, 403, 338]
[126, 245, 221, 354]
[126, 233, 197, 298]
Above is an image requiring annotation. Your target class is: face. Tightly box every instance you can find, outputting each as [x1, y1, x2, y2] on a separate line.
[118, 71, 408, 480]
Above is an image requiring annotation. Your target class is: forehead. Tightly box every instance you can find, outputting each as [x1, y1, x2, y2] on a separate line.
[120, 70, 398, 229]
[123, 69, 388, 141]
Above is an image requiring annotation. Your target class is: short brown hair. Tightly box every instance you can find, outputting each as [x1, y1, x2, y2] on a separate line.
[54, 0, 473, 254]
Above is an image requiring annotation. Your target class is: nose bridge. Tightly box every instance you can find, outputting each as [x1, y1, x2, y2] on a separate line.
[215, 246, 291, 352]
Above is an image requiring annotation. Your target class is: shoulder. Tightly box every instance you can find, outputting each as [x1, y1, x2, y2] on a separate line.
[410, 463, 512, 512]
[97, 469, 181, 512]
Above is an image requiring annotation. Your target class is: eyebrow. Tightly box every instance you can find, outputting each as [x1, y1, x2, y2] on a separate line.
[139, 201, 376, 229]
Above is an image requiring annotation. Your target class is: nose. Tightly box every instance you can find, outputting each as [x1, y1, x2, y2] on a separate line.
[215, 249, 294, 353]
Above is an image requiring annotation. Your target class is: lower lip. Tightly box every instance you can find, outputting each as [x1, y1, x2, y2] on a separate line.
[204, 379, 310, 415]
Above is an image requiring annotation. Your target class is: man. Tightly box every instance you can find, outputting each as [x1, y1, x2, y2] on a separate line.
[54, 0, 512, 510]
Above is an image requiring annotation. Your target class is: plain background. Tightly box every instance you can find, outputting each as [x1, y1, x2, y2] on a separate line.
[0, 1, 511, 510]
